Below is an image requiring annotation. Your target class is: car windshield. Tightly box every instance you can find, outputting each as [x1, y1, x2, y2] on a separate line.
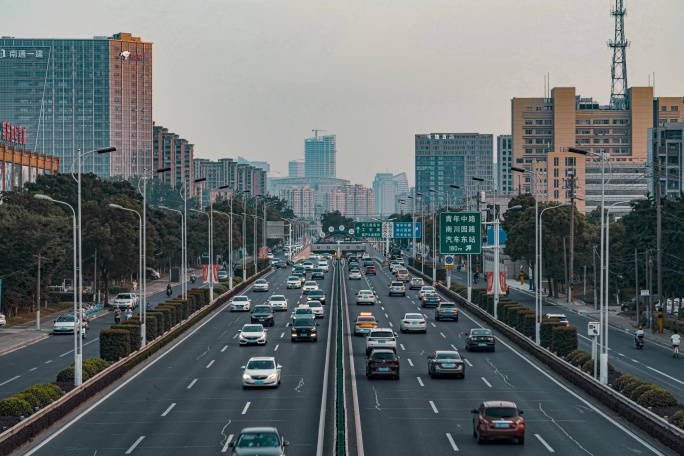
[440, 304, 456, 308]
[411, 278, 422, 283]
[472, 329, 492, 336]
[246, 360, 275, 370]
[371, 352, 396, 360]
[236, 432, 280, 448]
[270, 296, 286, 302]
[485, 407, 518, 418]
[304, 281, 316, 286]
[308, 301, 322, 307]
[294, 318, 315, 327]
[117, 294, 132, 299]
[357, 317, 375, 323]
[242, 325, 262, 333]
[309, 291, 323, 296]
[372, 331, 393, 338]
[436, 352, 461, 360]
[288, 276, 299, 281]
[256, 280, 267, 284]
[56, 315, 75, 323]
[295, 309, 313, 315]
[233, 296, 249, 302]
[253, 307, 271, 314]
[391, 282, 403, 287]
[422, 287, 434, 292]
[405, 314, 422, 319]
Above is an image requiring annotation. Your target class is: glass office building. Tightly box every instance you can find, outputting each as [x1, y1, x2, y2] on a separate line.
[305, 134, 336, 178]
[0, 33, 152, 178]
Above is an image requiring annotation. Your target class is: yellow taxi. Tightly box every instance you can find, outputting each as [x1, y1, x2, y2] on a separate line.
[354, 312, 378, 336]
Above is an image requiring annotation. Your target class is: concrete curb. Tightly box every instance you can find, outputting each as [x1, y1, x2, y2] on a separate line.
[0, 334, 50, 357]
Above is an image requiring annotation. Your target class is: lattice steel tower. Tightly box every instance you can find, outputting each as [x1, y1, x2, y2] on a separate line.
[608, 0, 630, 110]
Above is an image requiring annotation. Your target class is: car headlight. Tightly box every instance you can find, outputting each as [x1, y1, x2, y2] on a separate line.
[267, 373, 277, 380]
[243, 374, 251, 380]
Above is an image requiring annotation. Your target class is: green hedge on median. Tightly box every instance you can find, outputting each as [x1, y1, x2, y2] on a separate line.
[100, 329, 132, 362]
[550, 325, 578, 357]
[0, 397, 34, 418]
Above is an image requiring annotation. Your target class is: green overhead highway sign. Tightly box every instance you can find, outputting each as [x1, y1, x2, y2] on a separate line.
[439, 212, 482, 255]
[354, 222, 383, 239]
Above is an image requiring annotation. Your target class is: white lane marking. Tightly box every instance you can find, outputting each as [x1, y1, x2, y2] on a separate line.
[187, 379, 198, 389]
[280, 332, 285, 338]
[440, 332, 446, 338]
[385, 313, 389, 318]
[535, 434, 555, 452]
[83, 337, 100, 347]
[481, 377, 492, 387]
[44, 360, 52, 364]
[450, 344, 458, 351]
[431, 322, 437, 327]
[274, 344, 279, 351]
[221, 345, 228, 352]
[464, 358, 473, 367]
[125, 436, 145, 454]
[242, 402, 251, 415]
[161, 403, 176, 417]
[221, 434, 234, 453]
[232, 333, 239, 339]
[429, 400, 439, 413]
[446, 433, 459, 451]
[389, 322, 393, 327]
[417, 377, 424, 387]
[407, 358, 414, 366]
[29, 367, 37, 372]
[0, 375, 20, 387]
[59, 350, 72, 357]
[206, 360, 215, 368]
[400, 344, 405, 351]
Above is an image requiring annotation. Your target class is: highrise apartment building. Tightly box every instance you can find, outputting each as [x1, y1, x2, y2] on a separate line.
[238, 156, 270, 172]
[497, 135, 513, 194]
[305, 134, 336, 178]
[415, 133, 493, 209]
[373, 173, 395, 217]
[193, 157, 267, 208]
[511, 87, 684, 215]
[153, 124, 194, 191]
[343, 184, 374, 219]
[288, 159, 305, 178]
[282, 186, 315, 218]
[649, 123, 684, 200]
[0, 33, 153, 178]
[325, 189, 346, 214]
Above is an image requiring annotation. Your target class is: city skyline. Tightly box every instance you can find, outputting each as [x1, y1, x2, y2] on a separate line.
[3, 1, 682, 188]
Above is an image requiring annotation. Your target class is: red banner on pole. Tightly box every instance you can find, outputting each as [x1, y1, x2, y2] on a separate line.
[202, 265, 219, 283]
[486, 272, 507, 295]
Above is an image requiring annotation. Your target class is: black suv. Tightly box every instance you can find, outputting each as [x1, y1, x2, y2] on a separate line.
[291, 316, 318, 342]
[307, 289, 326, 305]
[366, 349, 400, 379]
[251, 305, 275, 326]
[464, 328, 495, 352]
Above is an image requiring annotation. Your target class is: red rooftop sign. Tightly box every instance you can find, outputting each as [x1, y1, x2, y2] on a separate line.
[1, 121, 26, 146]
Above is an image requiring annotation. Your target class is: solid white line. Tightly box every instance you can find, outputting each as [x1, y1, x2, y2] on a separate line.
[274, 344, 279, 351]
[44, 360, 52, 364]
[417, 377, 424, 387]
[221, 434, 234, 453]
[429, 400, 439, 413]
[535, 434, 555, 452]
[481, 377, 492, 387]
[125, 436, 145, 454]
[400, 344, 405, 351]
[464, 358, 473, 367]
[187, 379, 198, 389]
[0, 375, 20, 387]
[407, 358, 414, 366]
[29, 367, 37, 372]
[241, 402, 251, 415]
[161, 403, 176, 417]
[440, 332, 446, 338]
[59, 350, 72, 357]
[206, 360, 215, 368]
[221, 345, 228, 352]
[446, 433, 459, 451]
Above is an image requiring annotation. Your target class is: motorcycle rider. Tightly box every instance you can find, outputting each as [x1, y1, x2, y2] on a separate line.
[635, 326, 645, 347]
[190, 272, 197, 283]
[671, 329, 681, 357]
[166, 283, 173, 296]
[473, 272, 480, 284]
[114, 307, 121, 324]
[125, 306, 133, 321]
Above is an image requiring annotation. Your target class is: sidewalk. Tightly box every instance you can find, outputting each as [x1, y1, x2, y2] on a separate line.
[505, 278, 675, 348]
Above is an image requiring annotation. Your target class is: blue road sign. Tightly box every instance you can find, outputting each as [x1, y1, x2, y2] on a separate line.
[486, 226, 508, 246]
[393, 222, 421, 239]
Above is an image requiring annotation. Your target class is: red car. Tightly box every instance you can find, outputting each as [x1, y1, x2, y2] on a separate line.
[365, 266, 376, 275]
[472, 401, 525, 445]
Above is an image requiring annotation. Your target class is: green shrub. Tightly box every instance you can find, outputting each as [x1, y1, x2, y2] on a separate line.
[83, 358, 110, 378]
[154, 307, 174, 330]
[16, 393, 42, 411]
[56, 365, 75, 383]
[630, 383, 656, 402]
[147, 310, 170, 333]
[669, 410, 684, 429]
[100, 329, 132, 362]
[522, 314, 535, 338]
[550, 326, 578, 357]
[581, 359, 615, 377]
[158, 303, 181, 325]
[145, 314, 158, 340]
[502, 305, 525, 326]
[21, 384, 63, 408]
[514, 309, 534, 332]
[117, 320, 142, 348]
[621, 379, 650, 399]
[612, 374, 640, 392]
[540, 320, 565, 349]
[637, 387, 678, 408]
[564, 349, 584, 364]
[0, 396, 34, 417]
[570, 351, 592, 368]
[232, 276, 243, 286]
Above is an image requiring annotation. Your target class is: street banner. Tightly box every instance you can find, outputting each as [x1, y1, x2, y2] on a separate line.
[486, 272, 506, 295]
[202, 265, 219, 283]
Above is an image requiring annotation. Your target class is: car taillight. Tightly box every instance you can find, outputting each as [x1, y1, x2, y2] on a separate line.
[419, 320, 425, 324]
[403, 320, 409, 324]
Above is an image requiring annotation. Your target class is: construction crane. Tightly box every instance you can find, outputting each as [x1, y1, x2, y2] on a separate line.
[312, 129, 326, 138]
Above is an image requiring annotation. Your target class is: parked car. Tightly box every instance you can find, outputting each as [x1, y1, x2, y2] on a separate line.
[0, 313, 6, 327]
[146, 267, 160, 280]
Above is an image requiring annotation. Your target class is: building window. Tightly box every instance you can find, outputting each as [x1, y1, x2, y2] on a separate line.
[553, 157, 559, 166]
[576, 120, 590, 125]
[525, 129, 532, 135]
[593, 119, 610, 125]
[672, 106, 679, 112]
[525, 120, 532, 125]
[662, 106, 667, 111]
[525, 148, 533, 154]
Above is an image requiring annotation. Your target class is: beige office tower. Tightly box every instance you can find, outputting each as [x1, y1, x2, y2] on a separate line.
[512, 87, 684, 215]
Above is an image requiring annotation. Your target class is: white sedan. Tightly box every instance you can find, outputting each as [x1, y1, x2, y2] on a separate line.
[238, 324, 267, 346]
[230, 295, 252, 312]
[419, 286, 436, 299]
[302, 281, 319, 294]
[267, 295, 288, 311]
[356, 290, 377, 305]
[242, 356, 281, 389]
[252, 279, 269, 292]
[306, 300, 324, 318]
[399, 313, 427, 333]
[286, 276, 301, 289]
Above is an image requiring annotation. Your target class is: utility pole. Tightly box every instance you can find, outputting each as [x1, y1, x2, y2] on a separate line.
[648, 250, 654, 332]
[635, 248, 640, 325]
[567, 172, 576, 303]
[655, 159, 662, 318]
[593, 245, 597, 310]
[583, 265, 587, 302]
[563, 237, 568, 296]
[36, 253, 41, 331]
[93, 249, 97, 303]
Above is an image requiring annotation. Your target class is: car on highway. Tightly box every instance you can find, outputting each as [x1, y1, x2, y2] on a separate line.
[365, 328, 397, 355]
[229, 426, 289, 454]
[292, 265, 305, 275]
[113, 293, 138, 310]
[0, 313, 6, 326]
[409, 277, 425, 290]
[238, 324, 268, 346]
[252, 279, 269, 292]
[362, 253, 370, 260]
[465, 328, 495, 352]
[366, 348, 400, 380]
[267, 295, 288, 311]
[251, 305, 275, 326]
[546, 313, 570, 326]
[427, 350, 465, 378]
[146, 267, 160, 280]
[311, 268, 325, 280]
[318, 260, 329, 272]
[218, 270, 229, 282]
[306, 300, 324, 318]
[301, 260, 314, 271]
[52, 313, 76, 334]
[435, 302, 459, 321]
[348, 260, 360, 271]
[286, 276, 301, 289]
[421, 293, 442, 308]
[230, 295, 252, 312]
[395, 269, 409, 282]
[348, 269, 362, 280]
[241, 357, 282, 389]
[294, 273, 306, 285]
[354, 312, 378, 336]
[291, 316, 318, 342]
[388, 281, 406, 296]
[302, 280, 319, 294]
[399, 313, 426, 333]
[364, 265, 377, 275]
[418, 286, 436, 299]
[356, 290, 377, 305]
[472, 400, 525, 445]
[267, 252, 274, 260]
[307, 289, 326, 305]
[292, 306, 314, 321]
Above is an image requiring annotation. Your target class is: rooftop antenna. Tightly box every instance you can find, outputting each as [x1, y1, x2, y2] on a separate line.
[312, 129, 326, 138]
[608, 0, 630, 110]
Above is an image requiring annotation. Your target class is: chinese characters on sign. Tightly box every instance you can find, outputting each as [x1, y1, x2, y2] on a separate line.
[354, 222, 383, 239]
[1, 122, 27, 146]
[0, 49, 45, 59]
[439, 212, 482, 255]
[426, 134, 456, 140]
[392, 222, 422, 239]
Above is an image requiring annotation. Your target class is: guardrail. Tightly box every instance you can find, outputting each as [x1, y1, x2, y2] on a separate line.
[0, 269, 271, 455]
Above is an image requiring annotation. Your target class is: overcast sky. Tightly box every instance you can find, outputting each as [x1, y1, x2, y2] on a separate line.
[3, 0, 682, 187]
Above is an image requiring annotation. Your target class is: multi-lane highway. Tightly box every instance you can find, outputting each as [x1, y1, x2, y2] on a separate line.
[16, 253, 677, 455]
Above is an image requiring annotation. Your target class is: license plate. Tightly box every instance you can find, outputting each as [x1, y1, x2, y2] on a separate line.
[479, 343, 487, 346]
[495, 422, 509, 428]
[379, 367, 389, 371]
[255, 381, 264, 385]
[378, 340, 385, 343]
[443, 363, 455, 368]
[300, 334, 307, 337]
